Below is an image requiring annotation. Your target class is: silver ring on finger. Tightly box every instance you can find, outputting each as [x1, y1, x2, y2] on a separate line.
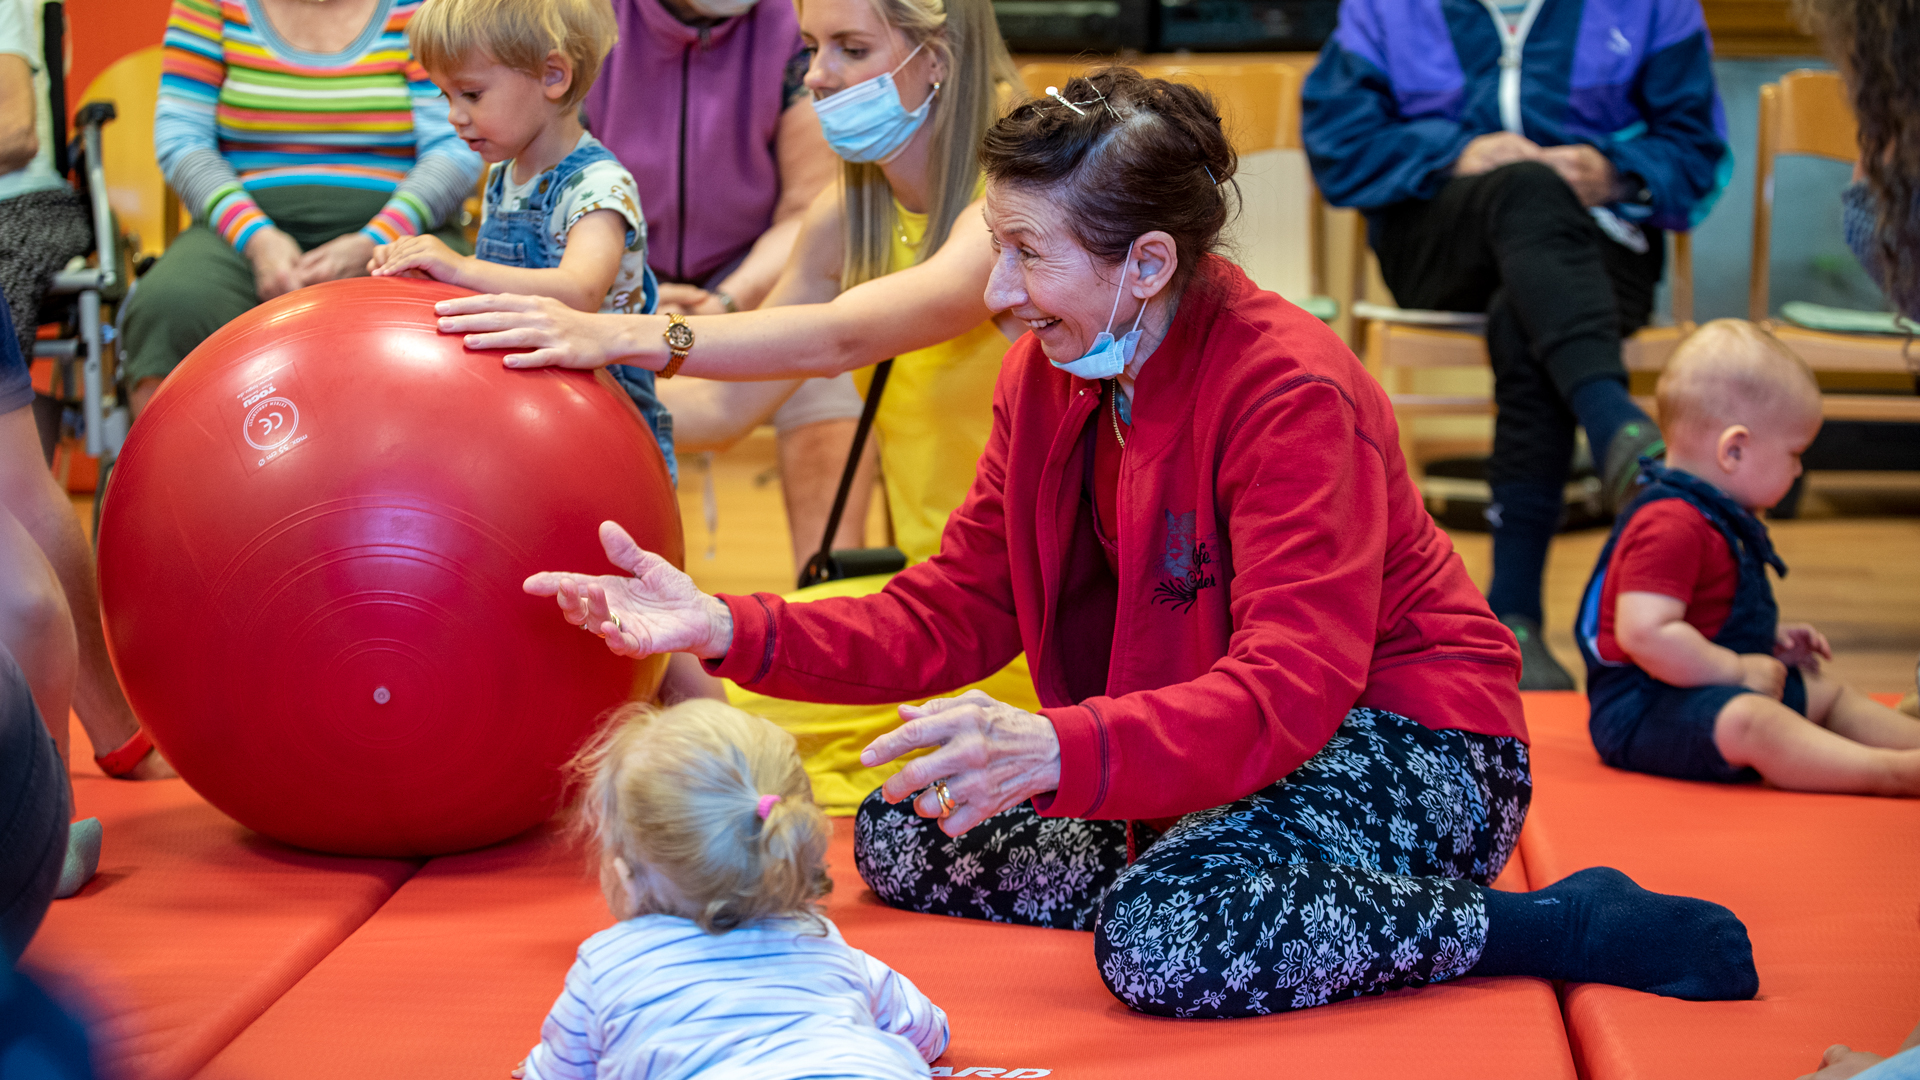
[932, 778, 956, 818]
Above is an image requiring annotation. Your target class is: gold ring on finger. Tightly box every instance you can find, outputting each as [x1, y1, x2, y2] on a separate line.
[932, 778, 956, 818]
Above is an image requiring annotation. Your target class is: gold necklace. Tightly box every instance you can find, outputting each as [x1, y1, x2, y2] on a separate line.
[1108, 379, 1126, 448]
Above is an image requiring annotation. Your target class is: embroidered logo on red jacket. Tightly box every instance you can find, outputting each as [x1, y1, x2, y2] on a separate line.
[1152, 510, 1218, 614]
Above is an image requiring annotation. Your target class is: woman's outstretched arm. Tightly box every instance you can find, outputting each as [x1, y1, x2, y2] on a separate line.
[434, 197, 997, 382]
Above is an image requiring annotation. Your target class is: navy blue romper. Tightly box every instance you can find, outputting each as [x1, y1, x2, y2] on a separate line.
[1576, 461, 1806, 782]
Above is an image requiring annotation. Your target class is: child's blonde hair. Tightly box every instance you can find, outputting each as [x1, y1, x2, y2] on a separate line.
[408, 0, 617, 109]
[1656, 318, 1821, 437]
[571, 700, 831, 934]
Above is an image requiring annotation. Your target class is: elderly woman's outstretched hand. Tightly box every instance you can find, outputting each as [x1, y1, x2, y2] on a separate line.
[861, 689, 1063, 837]
[436, 293, 627, 371]
[523, 521, 734, 659]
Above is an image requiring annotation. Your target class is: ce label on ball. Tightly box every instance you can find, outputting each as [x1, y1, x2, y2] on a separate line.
[227, 362, 323, 473]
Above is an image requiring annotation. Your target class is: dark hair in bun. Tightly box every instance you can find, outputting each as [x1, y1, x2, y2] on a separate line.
[980, 65, 1237, 291]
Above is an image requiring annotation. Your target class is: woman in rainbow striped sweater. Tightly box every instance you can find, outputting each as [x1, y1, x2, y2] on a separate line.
[122, 0, 482, 416]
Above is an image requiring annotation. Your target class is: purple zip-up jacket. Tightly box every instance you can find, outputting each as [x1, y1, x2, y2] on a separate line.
[585, 0, 803, 285]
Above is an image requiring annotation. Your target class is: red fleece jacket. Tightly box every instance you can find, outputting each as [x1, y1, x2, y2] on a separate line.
[707, 259, 1526, 820]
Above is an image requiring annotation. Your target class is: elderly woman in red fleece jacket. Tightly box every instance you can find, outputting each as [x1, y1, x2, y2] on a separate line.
[525, 68, 1758, 1018]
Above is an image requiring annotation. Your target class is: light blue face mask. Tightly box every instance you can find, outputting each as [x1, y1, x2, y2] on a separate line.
[1050, 242, 1147, 381]
[811, 42, 938, 165]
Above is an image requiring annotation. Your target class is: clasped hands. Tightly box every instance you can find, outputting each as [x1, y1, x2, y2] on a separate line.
[245, 227, 376, 302]
[526, 522, 1062, 836]
[1453, 131, 1623, 207]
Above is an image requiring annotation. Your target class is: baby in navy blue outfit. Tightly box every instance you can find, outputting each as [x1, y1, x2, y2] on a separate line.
[1577, 319, 1920, 795]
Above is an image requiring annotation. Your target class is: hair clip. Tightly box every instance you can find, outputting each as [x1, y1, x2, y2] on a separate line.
[1044, 86, 1085, 116]
[756, 794, 781, 820]
[1203, 164, 1218, 184]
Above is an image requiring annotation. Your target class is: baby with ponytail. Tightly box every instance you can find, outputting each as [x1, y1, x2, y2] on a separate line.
[514, 700, 949, 1080]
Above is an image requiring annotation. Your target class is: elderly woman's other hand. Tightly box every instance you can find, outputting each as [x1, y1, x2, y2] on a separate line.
[861, 689, 1063, 837]
[245, 227, 307, 301]
[436, 293, 626, 370]
[523, 521, 734, 659]
[295, 232, 376, 286]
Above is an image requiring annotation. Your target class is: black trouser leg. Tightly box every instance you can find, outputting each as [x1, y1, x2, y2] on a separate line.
[1371, 162, 1665, 480]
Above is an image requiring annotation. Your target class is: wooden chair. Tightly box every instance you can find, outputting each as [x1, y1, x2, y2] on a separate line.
[1015, 61, 1336, 321]
[1350, 217, 1694, 468]
[1751, 69, 1920, 424]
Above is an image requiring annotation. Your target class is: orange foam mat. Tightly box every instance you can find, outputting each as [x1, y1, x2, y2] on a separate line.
[1518, 691, 1920, 1080]
[22, 716, 420, 1080]
[201, 816, 1571, 1079]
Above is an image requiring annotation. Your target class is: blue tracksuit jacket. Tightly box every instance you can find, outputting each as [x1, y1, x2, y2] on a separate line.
[1301, 0, 1731, 232]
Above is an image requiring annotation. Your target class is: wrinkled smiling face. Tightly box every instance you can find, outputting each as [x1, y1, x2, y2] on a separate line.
[982, 181, 1141, 365]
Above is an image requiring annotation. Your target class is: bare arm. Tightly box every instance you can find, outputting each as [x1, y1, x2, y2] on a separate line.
[705, 99, 838, 313]
[652, 182, 849, 448]
[434, 195, 997, 381]
[0, 54, 37, 176]
[1615, 591, 1785, 696]
[371, 211, 628, 312]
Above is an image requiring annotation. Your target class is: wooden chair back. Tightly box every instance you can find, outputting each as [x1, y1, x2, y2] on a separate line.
[1750, 70, 1856, 320]
[1015, 62, 1320, 300]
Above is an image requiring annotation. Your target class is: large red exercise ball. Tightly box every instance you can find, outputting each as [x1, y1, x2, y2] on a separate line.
[97, 278, 681, 857]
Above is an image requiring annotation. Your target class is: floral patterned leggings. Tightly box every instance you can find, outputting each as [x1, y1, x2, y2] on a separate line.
[853, 707, 1531, 1018]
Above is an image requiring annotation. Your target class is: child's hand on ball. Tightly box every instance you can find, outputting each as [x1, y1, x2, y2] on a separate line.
[369, 234, 469, 284]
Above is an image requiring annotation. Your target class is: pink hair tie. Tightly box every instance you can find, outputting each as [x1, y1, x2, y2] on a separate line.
[756, 794, 781, 820]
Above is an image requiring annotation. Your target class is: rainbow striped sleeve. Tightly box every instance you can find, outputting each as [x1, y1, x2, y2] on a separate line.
[156, 0, 273, 250]
[362, 2, 479, 244]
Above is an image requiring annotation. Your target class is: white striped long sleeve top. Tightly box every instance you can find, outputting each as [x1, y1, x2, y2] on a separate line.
[523, 914, 949, 1080]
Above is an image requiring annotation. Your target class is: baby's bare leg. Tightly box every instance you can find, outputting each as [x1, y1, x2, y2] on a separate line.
[1714, 692, 1920, 796]
[1802, 669, 1920, 750]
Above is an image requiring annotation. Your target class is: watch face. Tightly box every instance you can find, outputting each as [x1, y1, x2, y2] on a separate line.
[665, 323, 695, 350]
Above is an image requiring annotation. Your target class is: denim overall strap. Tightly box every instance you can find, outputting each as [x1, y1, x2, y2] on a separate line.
[474, 143, 675, 482]
[475, 140, 625, 270]
[1578, 459, 1792, 701]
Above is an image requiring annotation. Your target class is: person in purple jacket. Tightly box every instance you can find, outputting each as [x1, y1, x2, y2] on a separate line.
[586, 0, 861, 565]
[1303, 0, 1731, 690]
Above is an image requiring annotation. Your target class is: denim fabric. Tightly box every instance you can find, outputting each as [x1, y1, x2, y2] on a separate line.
[478, 144, 675, 484]
[1578, 461, 1793, 781]
[0, 644, 68, 962]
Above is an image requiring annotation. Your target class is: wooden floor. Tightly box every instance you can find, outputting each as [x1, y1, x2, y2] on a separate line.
[70, 433, 1920, 696]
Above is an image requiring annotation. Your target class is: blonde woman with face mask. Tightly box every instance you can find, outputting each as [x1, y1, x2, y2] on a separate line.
[441, 0, 1034, 810]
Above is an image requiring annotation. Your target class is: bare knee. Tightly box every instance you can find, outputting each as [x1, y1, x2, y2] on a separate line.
[1712, 693, 1797, 757]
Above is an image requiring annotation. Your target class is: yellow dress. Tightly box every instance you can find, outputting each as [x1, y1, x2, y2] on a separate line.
[727, 196, 1041, 814]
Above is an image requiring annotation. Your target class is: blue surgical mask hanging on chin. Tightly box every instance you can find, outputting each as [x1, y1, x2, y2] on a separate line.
[1050, 241, 1147, 381]
[812, 42, 938, 165]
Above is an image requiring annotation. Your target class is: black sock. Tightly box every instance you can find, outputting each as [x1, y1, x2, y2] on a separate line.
[1469, 867, 1758, 1000]
[1568, 378, 1651, 464]
[1486, 481, 1563, 624]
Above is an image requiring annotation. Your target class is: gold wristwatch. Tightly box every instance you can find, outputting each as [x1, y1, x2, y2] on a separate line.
[661, 313, 693, 378]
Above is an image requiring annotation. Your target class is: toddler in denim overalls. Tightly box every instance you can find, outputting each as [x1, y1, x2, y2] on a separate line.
[1575, 320, 1920, 795]
[372, 0, 676, 482]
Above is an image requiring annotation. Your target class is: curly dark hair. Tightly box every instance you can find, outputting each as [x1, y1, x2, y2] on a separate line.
[978, 66, 1238, 292]
[1794, 0, 1920, 314]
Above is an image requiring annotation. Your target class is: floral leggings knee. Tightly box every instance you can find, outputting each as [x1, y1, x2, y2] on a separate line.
[852, 707, 1531, 1018]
